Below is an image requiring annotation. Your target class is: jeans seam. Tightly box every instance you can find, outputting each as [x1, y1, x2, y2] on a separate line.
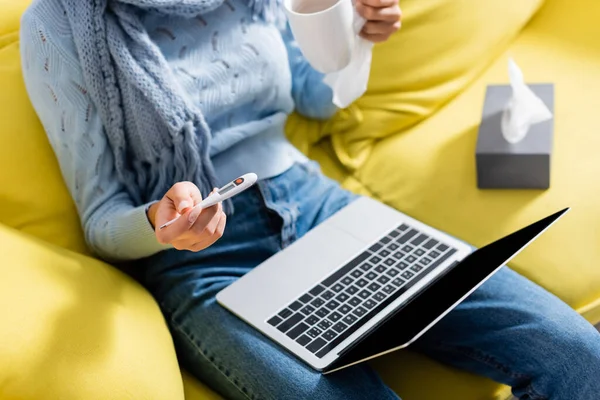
[172, 323, 257, 400]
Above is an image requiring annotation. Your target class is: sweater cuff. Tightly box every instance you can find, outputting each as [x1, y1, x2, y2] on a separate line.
[109, 203, 173, 260]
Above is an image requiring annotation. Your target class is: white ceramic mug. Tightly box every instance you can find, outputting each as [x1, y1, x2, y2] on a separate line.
[283, 0, 359, 74]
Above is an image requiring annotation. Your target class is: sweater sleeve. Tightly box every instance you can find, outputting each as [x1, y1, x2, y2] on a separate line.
[20, 11, 171, 262]
[280, 22, 338, 120]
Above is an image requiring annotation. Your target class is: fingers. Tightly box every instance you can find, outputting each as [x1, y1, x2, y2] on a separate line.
[189, 212, 226, 252]
[361, 20, 401, 35]
[155, 207, 198, 244]
[190, 200, 222, 235]
[165, 181, 203, 213]
[356, 1, 401, 22]
[358, 0, 398, 7]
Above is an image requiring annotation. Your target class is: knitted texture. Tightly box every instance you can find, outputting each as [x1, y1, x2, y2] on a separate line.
[21, 0, 336, 260]
[59, 0, 282, 206]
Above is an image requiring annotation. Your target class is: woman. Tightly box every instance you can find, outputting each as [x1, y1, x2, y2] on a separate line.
[20, 0, 600, 398]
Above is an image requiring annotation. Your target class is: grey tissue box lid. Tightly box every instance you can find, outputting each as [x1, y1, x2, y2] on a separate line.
[476, 84, 554, 189]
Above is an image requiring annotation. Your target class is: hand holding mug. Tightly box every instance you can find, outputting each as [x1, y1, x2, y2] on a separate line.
[355, 0, 402, 43]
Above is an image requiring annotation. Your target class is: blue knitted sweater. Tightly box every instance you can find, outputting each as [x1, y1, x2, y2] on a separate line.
[21, 0, 337, 261]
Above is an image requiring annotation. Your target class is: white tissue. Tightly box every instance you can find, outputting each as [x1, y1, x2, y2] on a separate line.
[501, 58, 553, 144]
[323, 12, 374, 109]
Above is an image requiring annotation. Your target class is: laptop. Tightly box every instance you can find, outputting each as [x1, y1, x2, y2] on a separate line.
[217, 197, 568, 373]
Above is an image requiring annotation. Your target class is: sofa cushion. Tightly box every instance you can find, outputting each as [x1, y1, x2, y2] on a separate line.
[0, 0, 88, 254]
[288, 0, 546, 171]
[0, 225, 185, 399]
[344, 1, 600, 398]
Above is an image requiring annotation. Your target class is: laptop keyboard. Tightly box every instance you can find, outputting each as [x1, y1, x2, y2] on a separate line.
[267, 223, 457, 358]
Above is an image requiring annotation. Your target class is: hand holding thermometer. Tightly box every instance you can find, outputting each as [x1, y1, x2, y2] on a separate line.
[159, 173, 258, 230]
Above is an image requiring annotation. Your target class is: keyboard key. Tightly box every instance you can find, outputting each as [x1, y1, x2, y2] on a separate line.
[277, 313, 304, 333]
[355, 278, 369, 288]
[410, 264, 423, 273]
[300, 305, 315, 315]
[389, 243, 399, 250]
[365, 271, 377, 280]
[341, 276, 353, 286]
[429, 250, 441, 258]
[372, 292, 386, 302]
[358, 289, 372, 299]
[345, 285, 359, 295]
[423, 238, 438, 250]
[402, 245, 414, 253]
[369, 256, 382, 264]
[367, 282, 381, 292]
[411, 234, 429, 246]
[329, 312, 342, 322]
[401, 271, 414, 280]
[392, 278, 406, 287]
[322, 329, 338, 341]
[386, 268, 399, 277]
[414, 249, 425, 256]
[331, 283, 345, 293]
[332, 322, 348, 333]
[360, 263, 374, 271]
[374, 265, 387, 273]
[384, 258, 395, 266]
[321, 252, 370, 287]
[311, 298, 325, 308]
[420, 257, 432, 265]
[321, 290, 335, 300]
[289, 301, 303, 311]
[382, 285, 396, 295]
[398, 262, 409, 270]
[278, 308, 292, 319]
[369, 243, 383, 252]
[380, 236, 392, 245]
[306, 338, 327, 353]
[398, 224, 409, 231]
[299, 294, 313, 304]
[350, 270, 363, 278]
[338, 304, 352, 314]
[389, 230, 400, 238]
[380, 250, 390, 258]
[397, 229, 418, 244]
[296, 335, 311, 346]
[406, 255, 417, 263]
[353, 306, 368, 317]
[287, 322, 310, 339]
[315, 308, 330, 318]
[267, 316, 282, 327]
[325, 300, 340, 310]
[307, 327, 323, 339]
[377, 275, 390, 284]
[309, 285, 325, 296]
[348, 297, 362, 307]
[341, 306, 359, 321]
[393, 251, 404, 260]
[363, 299, 377, 309]
[305, 315, 320, 326]
[335, 293, 349, 303]
[317, 319, 333, 330]
[437, 244, 449, 252]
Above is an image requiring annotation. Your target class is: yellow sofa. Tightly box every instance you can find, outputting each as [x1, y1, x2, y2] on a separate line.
[1, 0, 599, 398]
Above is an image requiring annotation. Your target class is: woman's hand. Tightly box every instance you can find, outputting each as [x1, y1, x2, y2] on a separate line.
[356, 0, 402, 43]
[147, 182, 226, 252]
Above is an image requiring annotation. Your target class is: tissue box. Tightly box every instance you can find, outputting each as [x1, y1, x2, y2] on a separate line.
[476, 84, 554, 189]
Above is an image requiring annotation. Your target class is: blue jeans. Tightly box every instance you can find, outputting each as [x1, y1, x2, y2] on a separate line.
[136, 162, 600, 400]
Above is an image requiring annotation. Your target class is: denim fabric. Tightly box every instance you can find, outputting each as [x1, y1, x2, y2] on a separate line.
[135, 162, 600, 400]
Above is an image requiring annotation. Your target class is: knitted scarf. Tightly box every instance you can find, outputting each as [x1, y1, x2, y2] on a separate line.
[61, 0, 281, 206]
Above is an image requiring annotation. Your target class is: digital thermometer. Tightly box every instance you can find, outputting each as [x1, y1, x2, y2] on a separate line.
[159, 173, 258, 230]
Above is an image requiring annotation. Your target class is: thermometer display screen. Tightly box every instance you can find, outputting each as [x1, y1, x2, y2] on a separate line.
[218, 183, 235, 195]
